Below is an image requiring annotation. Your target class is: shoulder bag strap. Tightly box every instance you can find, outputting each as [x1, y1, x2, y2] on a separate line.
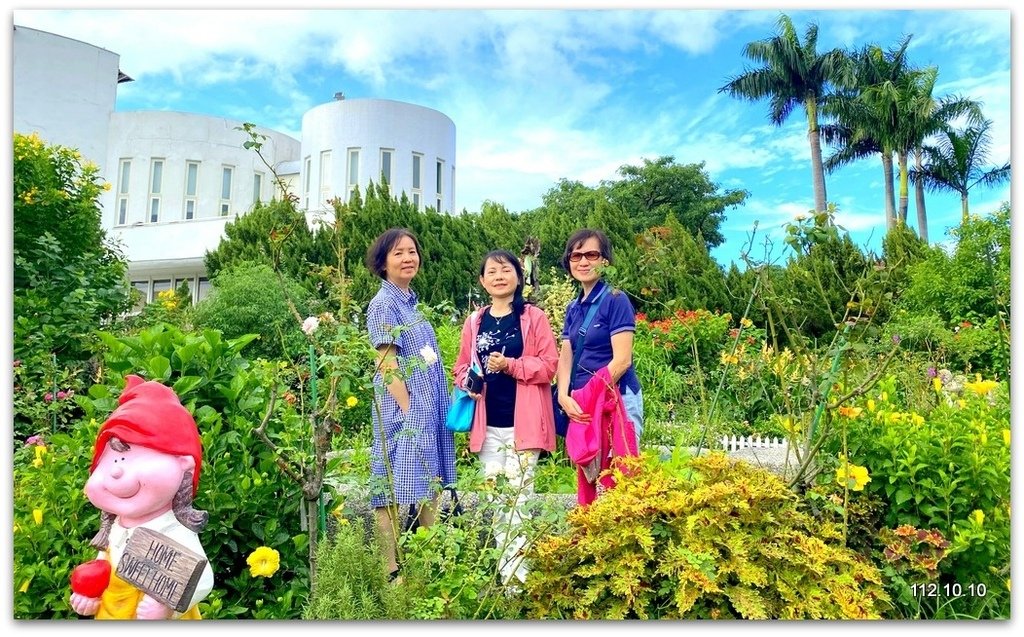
[569, 285, 609, 386]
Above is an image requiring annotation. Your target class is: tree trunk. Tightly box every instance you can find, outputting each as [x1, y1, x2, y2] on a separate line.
[806, 98, 828, 213]
[881, 152, 896, 230]
[962, 195, 970, 223]
[897, 151, 910, 224]
[914, 147, 928, 242]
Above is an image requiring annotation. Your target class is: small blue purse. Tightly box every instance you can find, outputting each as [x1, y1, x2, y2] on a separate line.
[445, 386, 475, 433]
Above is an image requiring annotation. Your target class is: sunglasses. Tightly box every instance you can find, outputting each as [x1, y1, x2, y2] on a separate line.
[568, 250, 603, 263]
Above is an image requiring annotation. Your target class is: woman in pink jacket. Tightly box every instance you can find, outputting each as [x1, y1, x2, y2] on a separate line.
[452, 249, 558, 587]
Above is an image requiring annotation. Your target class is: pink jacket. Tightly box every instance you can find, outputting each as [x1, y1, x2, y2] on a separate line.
[452, 304, 559, 453]
[567, 367, 639, 506]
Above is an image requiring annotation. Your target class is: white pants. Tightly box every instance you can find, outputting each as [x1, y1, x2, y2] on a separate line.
[478, 426, 539, 585]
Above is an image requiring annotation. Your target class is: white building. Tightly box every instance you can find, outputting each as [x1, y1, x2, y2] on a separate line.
[12, 25, 457, 307]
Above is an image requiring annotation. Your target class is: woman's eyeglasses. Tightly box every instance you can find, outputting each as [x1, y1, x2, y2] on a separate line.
[568, 250, 603, 263]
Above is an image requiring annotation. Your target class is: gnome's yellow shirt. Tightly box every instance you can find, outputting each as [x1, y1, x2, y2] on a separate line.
[96, 510, 213, 620]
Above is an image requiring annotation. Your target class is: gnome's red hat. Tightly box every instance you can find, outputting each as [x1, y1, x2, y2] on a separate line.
[89, 374, 203, 495]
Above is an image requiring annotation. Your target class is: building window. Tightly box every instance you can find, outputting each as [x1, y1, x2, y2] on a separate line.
[173, 277, 194, 304]
[184, 161, 199, 220]
[380, 148, 393, 194]
[131, 280, 149, 312]
[253, 172, 264, 206]
[148, 159, 163, 222]
[412, 153, 422, 210]
[320, 150, 332, 207]
[303, 156, 311, 209]
[220, 166, 233, 216]
[198, 277, 212, 302]
[346, 148, 360, 201]
[435, 159, 444, 212]
[152, 279, 172, 303]
[116, 159, 131, 225]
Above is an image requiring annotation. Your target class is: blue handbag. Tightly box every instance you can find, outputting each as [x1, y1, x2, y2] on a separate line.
[446, 386, 474, 432]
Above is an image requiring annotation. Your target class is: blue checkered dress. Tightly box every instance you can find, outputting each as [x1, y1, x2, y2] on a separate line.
[365, 280, 456, 507]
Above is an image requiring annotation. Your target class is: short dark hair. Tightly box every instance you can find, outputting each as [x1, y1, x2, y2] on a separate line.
[365, 228, 421, 279]
[561, 228, 613, 271]
[479, 249, 527, 316]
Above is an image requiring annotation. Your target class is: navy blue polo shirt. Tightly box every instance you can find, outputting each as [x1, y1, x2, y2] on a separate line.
[561, 279, 641, 394]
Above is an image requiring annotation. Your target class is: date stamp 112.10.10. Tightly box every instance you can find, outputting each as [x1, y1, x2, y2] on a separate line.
[910, 582, 987, 599]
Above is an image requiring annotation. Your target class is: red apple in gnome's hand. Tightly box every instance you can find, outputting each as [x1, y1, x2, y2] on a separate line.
[70, 559, 111, 598]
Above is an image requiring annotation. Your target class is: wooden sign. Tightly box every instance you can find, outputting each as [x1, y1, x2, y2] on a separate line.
[116, 527, 208, 613]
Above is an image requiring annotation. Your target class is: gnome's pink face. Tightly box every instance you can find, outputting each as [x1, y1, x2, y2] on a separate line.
[85, 438, 195, 527]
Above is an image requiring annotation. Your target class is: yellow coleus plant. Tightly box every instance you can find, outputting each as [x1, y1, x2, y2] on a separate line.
[523, 453, 890, 619]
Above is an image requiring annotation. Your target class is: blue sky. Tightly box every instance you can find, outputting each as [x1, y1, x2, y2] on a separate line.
[11, 4, 1012, 269]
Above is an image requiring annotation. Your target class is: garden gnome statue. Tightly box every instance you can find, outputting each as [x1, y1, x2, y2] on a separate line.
[69, 374, 214, 620]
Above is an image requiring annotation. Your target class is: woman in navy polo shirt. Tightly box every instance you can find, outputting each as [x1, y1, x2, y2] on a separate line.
[555, 228, 644, 446]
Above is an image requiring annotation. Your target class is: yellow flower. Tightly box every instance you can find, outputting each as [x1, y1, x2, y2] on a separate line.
[34, 445, 47, 458]
[346, 395, 358, 408]
[1003, 429, 1010, 447]
[740, 317, 753, 328]
[957, 399, 966, 409]
[880, 391, 889, 403]
[867, 399, 876, 413]
[933, 377, 943, 392]
[32, 509, 43, 525]
[19, 579, 30, 593]
[836, 462, 871, 491]
[971, 510, 985, 526]
[246, 546, 280, 578]
[964, 378, 999, 396]
[32, 458, 43, 468]
[837, 406, 863, 420]
[910, 413, 925, 427]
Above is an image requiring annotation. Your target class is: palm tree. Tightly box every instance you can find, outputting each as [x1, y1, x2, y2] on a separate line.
[898, 70, 980, 242]
[888, 67, 980, 239]
[822, 38, 913, 230]
[719, 13, 852, 213]
[916, 119, 1010, 222]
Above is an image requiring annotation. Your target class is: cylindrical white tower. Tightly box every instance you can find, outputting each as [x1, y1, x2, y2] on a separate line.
[300, 97, 456, 215]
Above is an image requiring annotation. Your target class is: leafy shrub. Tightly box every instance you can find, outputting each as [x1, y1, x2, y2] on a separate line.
[193, 262, 322, 361]
[523, 453, 890, 619]
[12, 428, 99, 618]
[12, 355, 89, 444]
[836, 375, 1010, 616]
[302, 521, 411, 619]
[13, 132, 133, 368]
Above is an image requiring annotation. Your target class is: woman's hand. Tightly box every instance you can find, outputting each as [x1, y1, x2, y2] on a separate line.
[486, 351, 509, 373]
[558, 394, 590, 422]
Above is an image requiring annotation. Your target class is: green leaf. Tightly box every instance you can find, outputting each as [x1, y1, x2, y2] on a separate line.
[148, 355, 172, 381]
[172, 375, 204, 397]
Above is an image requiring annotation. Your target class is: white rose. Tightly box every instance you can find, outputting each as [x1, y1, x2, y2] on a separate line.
[419, 345, 439, 365]
[302, 316, 320, 335]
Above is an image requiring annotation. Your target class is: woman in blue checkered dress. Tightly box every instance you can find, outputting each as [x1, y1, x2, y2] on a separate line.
[364, 228, 456, 580]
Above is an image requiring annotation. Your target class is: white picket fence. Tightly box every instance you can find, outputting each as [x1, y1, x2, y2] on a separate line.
[719, 434, 788, 452]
